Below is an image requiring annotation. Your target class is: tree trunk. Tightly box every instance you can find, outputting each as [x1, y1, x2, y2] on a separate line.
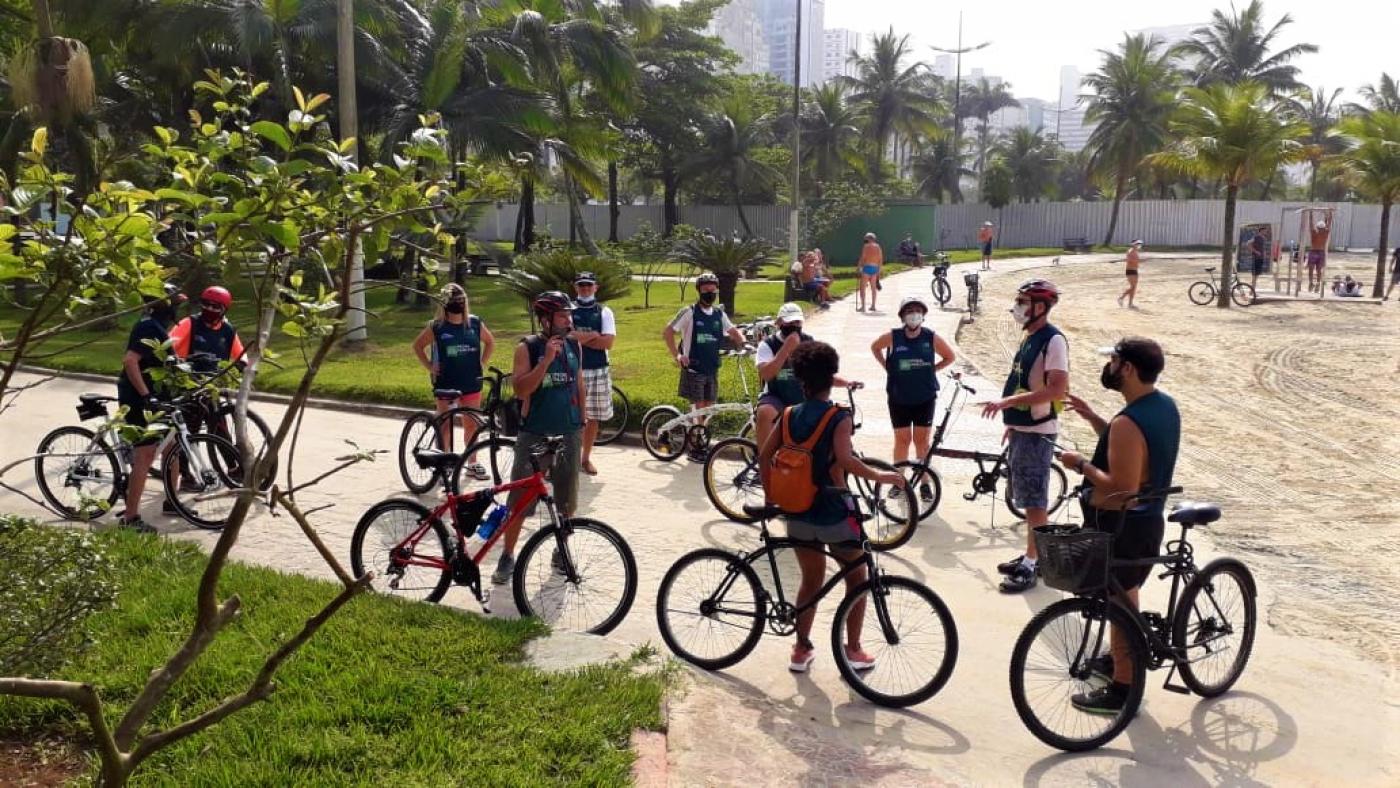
[731, 180, 753, 238]
[607, 160, 620, 243]
[566, 179, 601, 255]
[1218, 184, 1238, 309]
[32, 0, 54, 37]
[1103, 169, 1128, 247]
[396, 245, 416, 304]
[1374, 199, 1392, 298]
[715, 269, 740, 319]
[662, 168, 679, 236]
[514, 179, 535, 252]
[1308, 162, 1320, 202]
[1259, 168, 1276, 201]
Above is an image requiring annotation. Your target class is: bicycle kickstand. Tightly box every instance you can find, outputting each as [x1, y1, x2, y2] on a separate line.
[1162, 662, 1190, 695]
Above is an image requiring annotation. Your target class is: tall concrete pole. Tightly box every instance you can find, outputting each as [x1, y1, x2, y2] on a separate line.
[788, 0, 803, 264]
[338, 0, 367, 344]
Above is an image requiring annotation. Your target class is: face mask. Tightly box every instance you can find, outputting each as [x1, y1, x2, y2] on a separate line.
[780, 324, 801, 338]
[902, 312, 924, 329]
[699, 291, 718, 305]
[445, 301, 466, 315]
[151, 303, 177, 324]
[200, 307, 224, 326]
[1101, 361, 1125, 391]
[575, 295, 596, 305]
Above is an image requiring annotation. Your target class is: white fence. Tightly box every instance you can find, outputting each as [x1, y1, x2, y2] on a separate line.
[472, 203, 793, 245]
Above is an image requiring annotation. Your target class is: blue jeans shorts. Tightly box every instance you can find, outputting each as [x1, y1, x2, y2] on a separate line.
[1007, 430, 1055, 511]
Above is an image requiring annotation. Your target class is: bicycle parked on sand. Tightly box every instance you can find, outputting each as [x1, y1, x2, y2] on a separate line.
[929, 255, 953, 307]
[1009, 487, 1257, 751]
[641, 344, 760, 462]
[1188, 266, 1255, 307]
[964, 271, 981, 315]
[352, 436, 638, 635]
[656, 496, 958, 708]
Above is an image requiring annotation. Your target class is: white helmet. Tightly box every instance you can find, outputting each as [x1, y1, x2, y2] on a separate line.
[1315, 221, 1327, 230]
[898, 295, 929, 315]
[776, 302, 805, 324]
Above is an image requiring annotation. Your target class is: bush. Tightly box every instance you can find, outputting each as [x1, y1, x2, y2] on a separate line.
[501, 247, 633, 304]
[0, 516, 118, 676]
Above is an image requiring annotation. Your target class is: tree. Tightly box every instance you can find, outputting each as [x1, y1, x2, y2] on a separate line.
[997, 127, 1059, 202]
[1329, 112, 1400, 297]
[964, 77, 1019, 187]
[838, 29, 939, 181]
[673, 234, 770, 316]
[910, 134, 971, 203]
[1175, 0, 1317, 96]
[1285, 85, 1346, 200]
[982, 158, 1013, 210]
[801, 81, 862, 191]
[1351, 73, 1400, 115]
[682, 98, 781, 238]
[1149, 82, 1308, 308]
[1082, 33, 1178, 245]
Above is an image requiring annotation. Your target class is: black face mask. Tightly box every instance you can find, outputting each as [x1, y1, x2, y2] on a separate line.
[445, 301, 466, 315]
[150, 304, 177, 324]
[780, 325, 801, 338]
[699, 291, 717, 305]
[1100, 361, 1125, 391]
[200, 307, 224, 326]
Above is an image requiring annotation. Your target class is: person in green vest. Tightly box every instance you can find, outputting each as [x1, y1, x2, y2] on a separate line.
[870, 296, 956, 502]
[980, 279, 1070, 593]
[412, 283, 496, 480]
[570, 271, 616, 476]
[662, 272, 747, 462]
[493, 291, 586, 586]
[1056, 337, 1181, 714]
[755, 302, 857, 451]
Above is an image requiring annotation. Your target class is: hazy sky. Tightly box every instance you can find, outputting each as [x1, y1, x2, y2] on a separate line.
[693, 0, 1393, 104]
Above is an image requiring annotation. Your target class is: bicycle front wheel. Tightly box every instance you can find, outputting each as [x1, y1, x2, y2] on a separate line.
[452, 436, 516, 491]
[833, 575, 958, 707]
[641, 405, 686, 462]
[1009, 597, 1147, 752]
[856, 458, 919, 552]
[656, 548, 766, 670]
[594, 386, 630, 446]
[162, 433, 244, 529]
[34, 426, 123, 521]
[1187, 281, 1215, 305]
[703, 438, 764, 523]
[932, 278, 952, 306]
[1007, 462, 1069, 520]
[513, 517, 637, 635]
[350, 499, 452, 603]
[398, 411, 442, 494]
[1231, 282, 1256, 307]
[1172, 558, 1256, 697]
[891, 461, 943, 523]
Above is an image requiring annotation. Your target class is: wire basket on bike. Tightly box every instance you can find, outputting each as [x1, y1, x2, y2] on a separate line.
[963, 272, 979, 287]
[1032, 525, 1112, 594]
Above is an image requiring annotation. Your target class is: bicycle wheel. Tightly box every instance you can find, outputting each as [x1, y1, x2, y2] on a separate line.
[832, 575, 958, 707]
[162, 433, 244, 529]
[641, 405, 686, 462]
[703, 438, 764, 523]
[656, 548, 766, 670]
[210, 403, 278, 492]
[513, 517, 638, 635]
[398, 411, 442, 493]
[932, 278, 952, 306]
[34, 426, 123, 521]
[1172, 558, 1257, 697]
[452, 436, 516, 491]
[1007, 462, 1069, 520]
[350, 499, 453, 603]
[891, 461, 942, 523]
[1009, 597, 1147, 752]
[594, 386, 630, 446]
[1187, 281, 1215, 305]
[1231, 282, 1256, 307]
[857, 458, 919, 552]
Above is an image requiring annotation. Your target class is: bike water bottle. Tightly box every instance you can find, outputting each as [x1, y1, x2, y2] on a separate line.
[477, 504, 508, 540]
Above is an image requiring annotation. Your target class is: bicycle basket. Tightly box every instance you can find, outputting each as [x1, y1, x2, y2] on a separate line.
[1033, 525, 1112, 594]
[963, 272, 979, 287]
[501, 398, 522, 437]
[76, 397, 109, 421]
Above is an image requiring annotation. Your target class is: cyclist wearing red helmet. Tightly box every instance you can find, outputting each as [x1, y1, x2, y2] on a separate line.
[169, 285, 245, 373]
[981, 278, 1070, 593]
[494, 291, 587, 585]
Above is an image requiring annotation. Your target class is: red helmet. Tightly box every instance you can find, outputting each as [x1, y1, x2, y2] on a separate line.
[201, 286, 233, 309]
[1016, 278, 1060, 305]
[531, 290, 574, 318]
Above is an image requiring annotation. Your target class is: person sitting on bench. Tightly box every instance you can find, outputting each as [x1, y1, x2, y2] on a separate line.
[801, 251, 833, 308]
[897, 233, 923, 266]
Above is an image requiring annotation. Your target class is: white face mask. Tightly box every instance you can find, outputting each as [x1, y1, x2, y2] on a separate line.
[575, 295, 596, 305]
[902, 312, 924, 329]
[1011, 303, 1033, 326]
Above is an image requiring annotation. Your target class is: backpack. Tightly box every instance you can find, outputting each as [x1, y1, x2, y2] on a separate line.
[767, 406, 842, 515]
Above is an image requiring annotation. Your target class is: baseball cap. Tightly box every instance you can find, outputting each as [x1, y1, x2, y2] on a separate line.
[574, 271, 597, 284]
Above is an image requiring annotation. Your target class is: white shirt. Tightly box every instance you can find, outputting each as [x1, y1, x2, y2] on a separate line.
[668, 304, 735, 356]
[1010, 333, 1069, 435]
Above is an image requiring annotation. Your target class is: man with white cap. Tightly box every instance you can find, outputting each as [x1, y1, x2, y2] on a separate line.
[979, 221, 995, 271]
[755, 303, 855, 450]
[1119, 240, 1144, 308]
[1307, 215, 1332, 293]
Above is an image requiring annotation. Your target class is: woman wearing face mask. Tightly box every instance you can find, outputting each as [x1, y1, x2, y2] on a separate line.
[413, 283, 496, 480]
[871, 296, 955, 502]
[755, 303, 857, 451]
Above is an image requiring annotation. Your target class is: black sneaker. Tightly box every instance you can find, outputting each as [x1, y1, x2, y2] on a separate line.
[161, 499, 187, 516]
[997, 554, 1027, 575]
[1071, 681, 1130, 715]
[919, 483, 935, 502]
[118, 515, 157, 535]
[999, 563, 1038, 593]
[686, 449, 708, 464]
[1086, 653, 1114, 683]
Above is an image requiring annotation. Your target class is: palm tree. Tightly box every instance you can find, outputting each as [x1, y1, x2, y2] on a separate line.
[801, 82, 862, 190]
[1082, 33, 1178, 246]
[1175, 0, 1317, 96]
[1149, 82, 1308, 308]
[1351, 73, 1400, 115]
[996, 127, 1059, 202]
[682, 100, 781, 238]
[963, 77, 1018, 186]
[1329, 112, 1400, 297]
[838, 29, 939, 181]
[1284, 85, 1345, 200]
[673, 235, 770, 317]
[910, 134, 971, 203]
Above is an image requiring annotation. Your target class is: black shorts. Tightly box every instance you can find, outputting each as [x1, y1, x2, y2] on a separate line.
[117, 392, 163, 446]
[888, 398, 936, 429]
[1082, 503, 1165, 590]
[1125, 268, 1139, 277]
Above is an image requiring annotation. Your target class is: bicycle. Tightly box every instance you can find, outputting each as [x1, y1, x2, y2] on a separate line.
[655, 495, 959, 707]
[352, 436, 638, 635]
[894, 373, 1069, 528]
[1188, 266, 1255, 307]
[702, 384, 918, 550]
[1008, 487, 1257, 751]
[929, 256, 953, 307]
[964, 271, 981, 315]
[396, 366, 520, 494]
[641, 345, 760, 462]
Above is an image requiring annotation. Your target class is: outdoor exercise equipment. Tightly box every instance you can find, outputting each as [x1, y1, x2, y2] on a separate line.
[1278, 206, 1337, 298]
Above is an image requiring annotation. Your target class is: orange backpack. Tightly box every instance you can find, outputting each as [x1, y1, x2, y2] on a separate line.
[767, 406, 842, 515]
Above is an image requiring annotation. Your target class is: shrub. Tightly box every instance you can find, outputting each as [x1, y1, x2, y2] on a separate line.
[501, 247, 632, 304]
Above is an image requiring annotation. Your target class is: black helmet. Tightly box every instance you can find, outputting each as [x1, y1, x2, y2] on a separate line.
[696, 272, 719, 287]
[532, 290, 574, 318]
[144, 282, 188, 306]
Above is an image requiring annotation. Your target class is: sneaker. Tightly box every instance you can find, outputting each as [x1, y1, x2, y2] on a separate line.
[178, 478, 203, 493]
[161, 499, 192, 517]
[1071, 681, 1130, 715]
[919, 483, 935, 502]
[1085, 653, 1115, 684]
[997, 554, 1028, 575]
[789, 645, 816, 673]
[999, 563, 1038, 593]
[844, 645, 877, 671]
[118, 515, 157, 535]
[686, 449, 708, 464]
[466, 463, 489, 481]
[491, 554, 515, 585]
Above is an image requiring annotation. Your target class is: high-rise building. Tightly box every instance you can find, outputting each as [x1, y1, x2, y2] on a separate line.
[822, 28, 862, 83]
[706, 0, 770, 76]
[1050, 65, 1094, 152]
[758, 0, 824, 88]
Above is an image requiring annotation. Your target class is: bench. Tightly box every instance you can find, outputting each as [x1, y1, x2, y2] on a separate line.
[1062, 237, 1091, 253]
[466, 252, 513, 276]
[784, 274, 813, 303]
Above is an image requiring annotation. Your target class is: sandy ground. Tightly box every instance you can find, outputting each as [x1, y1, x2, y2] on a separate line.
[956, 252, 1400, 673]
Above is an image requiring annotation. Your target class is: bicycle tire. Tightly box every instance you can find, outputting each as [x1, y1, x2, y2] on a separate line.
[1231, 282, 1256, 307]
[1172, 558, 1257, 697]
[1187, 281, 1215, 306]
[398, 411, 442, 493]
[162, 433, 244, 530]
[594, 386, 630, 446]
[211, 403, 278, 491]
[932, 277, 952, 306]
[34, 426, 123, 521]
[891, 461, 942, 523]
[832, 575, 958, 707]
[702, 437, 764, 523]
[858, 458, 919, 552]
[350, 498, 453, 603]
[1007, 462, 1069, 520]
[512, 517, 638, 635]
[1009, 597, 1147, 752]
[641, 405, 686, 462]
[656, 548, 766, 670]
[451, 435, 516, 491]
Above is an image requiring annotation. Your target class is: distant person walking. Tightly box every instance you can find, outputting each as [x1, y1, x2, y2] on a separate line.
[1306, 216, 1332, 293]
[1118, 240, 1144, 308]
[979, 221, 996, 270]
[858, 233, 883, 312]
[1246, 231, 1267, 289]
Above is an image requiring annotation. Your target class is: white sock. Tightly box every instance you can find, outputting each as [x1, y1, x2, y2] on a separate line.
[1022, 556, 1037, 569]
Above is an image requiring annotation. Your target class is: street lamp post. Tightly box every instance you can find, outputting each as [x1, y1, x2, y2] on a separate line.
[930, 12, 991, 203]
[789, 0, 803, 267]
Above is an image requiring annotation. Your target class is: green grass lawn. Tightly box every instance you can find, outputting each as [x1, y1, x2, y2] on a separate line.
[0, 530, 665, 785]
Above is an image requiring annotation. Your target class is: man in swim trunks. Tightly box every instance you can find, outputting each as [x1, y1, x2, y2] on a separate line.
[979, 221, 995, 271]
[1118, 240, 1143, 308]
[1307, 216, 1331, 293]
[858, 232, 883, 313]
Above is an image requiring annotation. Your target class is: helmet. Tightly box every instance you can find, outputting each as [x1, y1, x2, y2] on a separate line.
[1017, 278, 1060, 305]
[200, 285, 232, 308]
[696, 272, 719, 287]
[898, 295, 929, 315]
[776, 302, 804, 324]
[863, 232, 876, 241]
[145, 282, 187, 305]
[531, 290, 574, 318]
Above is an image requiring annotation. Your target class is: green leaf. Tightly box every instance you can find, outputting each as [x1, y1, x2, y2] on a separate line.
[258, 220, 300, 251]
[281, 320, 306, 338]
[250, 121, 292, 153]
[31, 127, 47, 157]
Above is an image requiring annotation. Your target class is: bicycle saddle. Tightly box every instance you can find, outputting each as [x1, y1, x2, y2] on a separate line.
[413, 449, 460, 470]
[743, 503, 783, 521]
[1168, 502, 1221, 527]
[433, 388, 464, 400]
[1204, 267, 1217, 272]
[79, 393, 117, 405]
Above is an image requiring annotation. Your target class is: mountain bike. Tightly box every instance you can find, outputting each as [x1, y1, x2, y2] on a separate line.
[894, 373, 1069, 525]
[702, 384, 918, 550]
[1009, 487, 1257, 751]
[641, 345, 760, 462]
[964, 271, 981, 315]
[1188, 267, 1255, 307]
[930, 257, 953, 307]
[352, 436, 638, 635]
[656, 496, 958, 708]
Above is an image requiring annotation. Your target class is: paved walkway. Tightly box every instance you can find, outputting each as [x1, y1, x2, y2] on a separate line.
[0, 251, 1393, 785]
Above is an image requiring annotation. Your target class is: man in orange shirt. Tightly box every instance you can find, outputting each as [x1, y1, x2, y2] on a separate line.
[858, 232, 883, 312]
[979, 221, 995, 270]
[169, 286, 246, 374]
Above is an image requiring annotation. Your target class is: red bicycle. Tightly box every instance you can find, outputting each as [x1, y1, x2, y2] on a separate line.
[350, 436, 637, 635]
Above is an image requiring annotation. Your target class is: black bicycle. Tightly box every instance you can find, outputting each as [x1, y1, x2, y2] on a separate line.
[656, 496, 958, 708]
[895, 374, 1069, 525]
[930, 257, 953, 307]
[1188, 267, 1255, 307]
[1008, 487, 1257, 751]
[964, 270, 981, 315]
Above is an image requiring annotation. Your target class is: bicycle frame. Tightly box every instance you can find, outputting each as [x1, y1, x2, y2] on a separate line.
[653, 350, 758, 435]
[396, 469, 555, 573]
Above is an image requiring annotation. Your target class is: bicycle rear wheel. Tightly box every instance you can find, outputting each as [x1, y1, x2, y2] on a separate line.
[832, 575, 958, 707]
[452, 436, 516, 490]
[641, 405, 686, 462]
[1231, 282, 1256, 307]
[513, 517, 637, 635]
[1172, 558, 1256, 697]
[594, 386, 630, 446]
[398, 411, 442, 493]
[34, 426, 123, 520]
[656, 548, 765, 670]
[891, 461, 942, 523]
[162, 433, 244, 529]
[856, 458, 919, 552]
[703, 438, 764, 523]
[1187, 281, 1215, 305]
[1007, 462, 1069, 520]
[1009, 597, 1147, 752]
[932, 278, 952, 306]
[350, 499, 452, 603]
